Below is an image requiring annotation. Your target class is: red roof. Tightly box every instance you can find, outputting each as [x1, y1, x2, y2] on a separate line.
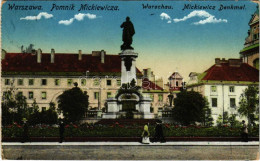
[202, 63, 259, 82]
[142, 78, 163, 90]
[2, 53, 142, 74]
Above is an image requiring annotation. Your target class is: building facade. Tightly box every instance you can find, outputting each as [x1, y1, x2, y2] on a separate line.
[187, 58, 259, 124]
[1, 49, 170, 114]
[240, 5, 259, 69]
[1, 49, 142, 111]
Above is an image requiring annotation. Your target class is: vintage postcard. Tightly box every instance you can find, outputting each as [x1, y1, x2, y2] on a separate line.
[1, 0, 259, 160]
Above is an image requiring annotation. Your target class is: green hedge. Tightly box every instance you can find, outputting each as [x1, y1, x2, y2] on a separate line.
[2, 124, 259, 138]
[2, 125, 259, 137]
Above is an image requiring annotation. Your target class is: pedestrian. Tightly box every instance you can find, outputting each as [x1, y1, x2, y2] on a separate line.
[153, 120, 166, 143]
[141, 124, 150, 144]
[59, 120, 65, 143]
[21, 118, 29, 143]
[241, 120, 248, 142]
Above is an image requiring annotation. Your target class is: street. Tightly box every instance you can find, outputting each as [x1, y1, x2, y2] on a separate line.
[2, 142, 259, 160]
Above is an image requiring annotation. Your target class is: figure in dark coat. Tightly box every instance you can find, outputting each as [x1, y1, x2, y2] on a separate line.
[120, 17, 135, 50]
[153, 120, 166, 143]
[59, 121, 65, 143]
[21, 121, 29, 143]
[241, 120, 248, 142]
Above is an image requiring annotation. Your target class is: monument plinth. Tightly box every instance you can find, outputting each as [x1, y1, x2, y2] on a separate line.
[119, 50, 138, 85]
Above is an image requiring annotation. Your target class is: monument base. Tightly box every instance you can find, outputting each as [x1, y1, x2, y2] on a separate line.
[102, 97, 154, 119]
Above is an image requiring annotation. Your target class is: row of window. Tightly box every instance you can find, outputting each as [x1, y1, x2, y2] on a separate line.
[3, 90, 164, 103]
[9, 91, 114, 100]
[16, 91, 47, 100]
[211, 98, 236, 108]
[211, 86, 235, 93]
[4, 78, 121, 87]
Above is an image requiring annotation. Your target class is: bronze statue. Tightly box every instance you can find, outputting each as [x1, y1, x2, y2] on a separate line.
[120, 17, 135, 50]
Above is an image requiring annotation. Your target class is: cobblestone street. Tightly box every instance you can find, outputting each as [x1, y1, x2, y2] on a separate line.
[2, 142, 259, 160]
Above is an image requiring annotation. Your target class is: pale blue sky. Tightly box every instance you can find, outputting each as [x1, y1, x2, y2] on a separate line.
[1, 1, 258, 81]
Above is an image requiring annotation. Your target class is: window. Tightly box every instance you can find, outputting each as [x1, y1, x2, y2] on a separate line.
[158, 94, 163, 102]
[28, 92, 34, 99]
[212, 98, 217, 107]
[18, 91, 23, 96]
[253, 58, 259, 70]
[67, 79, 73, 86]
[41, 92, 47, 99]
[81, 79, 86, 86]
[55, 79, 60, 86]
[29, 79, 34, 86]
[41, 79, 47, 85]
[176, 81, 179, 87]
[229, 86, 235, 93]
[107, 80, 112, 86]
[211, 86, 217, 92]
[94, 92, 99, 100]
[253, 34, 259, 40]
[94, 79, 100, 86]
[230, 98, 236, 108]
[18, 79, 24, 86]
[107, 92, 112, 98]
[4, 79, 10, 85]
[150, 94, 154, 101]
[117, 79, 121, 86]
[42, 107, 46, 111]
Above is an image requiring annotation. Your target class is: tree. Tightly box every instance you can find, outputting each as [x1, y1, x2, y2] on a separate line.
[172, 91, 209, 126]
[238, 85, 259, 126]
[216, 112, 229, 127]
[44, 102, 58, 125]
[228, 114, 240, 127]
[58, 83, 89, 123]
[28, 99, 41, 125]
[201, 99, 214, 127]
[1, 80, 31, 125]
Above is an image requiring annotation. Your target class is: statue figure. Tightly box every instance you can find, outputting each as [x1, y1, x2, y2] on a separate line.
[120, 17, 135, 50]
[168, 92, 174, 107]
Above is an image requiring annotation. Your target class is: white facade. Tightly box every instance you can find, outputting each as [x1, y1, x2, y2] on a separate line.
[204, 84, 248, 124]
[188, 83, 249, 124]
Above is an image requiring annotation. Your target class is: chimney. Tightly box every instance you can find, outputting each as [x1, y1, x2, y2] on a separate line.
[37, 49, 42, 63]
[101, 50, 105, 63]
[1, 49, 6, 60]
[215, 58, 221, 66]
[228, 58, 242, 67]
[51, 48, 55, 63]
[78, 50, 82, 60]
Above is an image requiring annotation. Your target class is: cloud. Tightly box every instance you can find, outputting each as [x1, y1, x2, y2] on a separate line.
[160, 13, 172, 23]
[58, 18, 74, 25]
[59, 13, 98, 25]
[173, 10, 227, 25]
[20, 12, 53, 20]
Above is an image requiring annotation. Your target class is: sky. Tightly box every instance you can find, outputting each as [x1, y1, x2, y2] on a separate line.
[1, 1, 258, 81]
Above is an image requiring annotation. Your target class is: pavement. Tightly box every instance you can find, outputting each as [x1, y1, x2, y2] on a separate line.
[2, 141, 260, 160]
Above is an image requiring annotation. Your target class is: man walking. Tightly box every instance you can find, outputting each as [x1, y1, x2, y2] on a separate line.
[241, 120, 248, 142]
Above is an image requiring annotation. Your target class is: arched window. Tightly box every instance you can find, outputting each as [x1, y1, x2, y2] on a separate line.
[253, 58, 259, 69]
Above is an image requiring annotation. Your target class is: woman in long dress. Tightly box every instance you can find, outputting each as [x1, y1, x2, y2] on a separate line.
[142, 124, 150, 144]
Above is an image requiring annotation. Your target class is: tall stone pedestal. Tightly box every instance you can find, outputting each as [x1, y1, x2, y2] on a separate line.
[102, 49, 154, 119]
[119, 50, 138, 85]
